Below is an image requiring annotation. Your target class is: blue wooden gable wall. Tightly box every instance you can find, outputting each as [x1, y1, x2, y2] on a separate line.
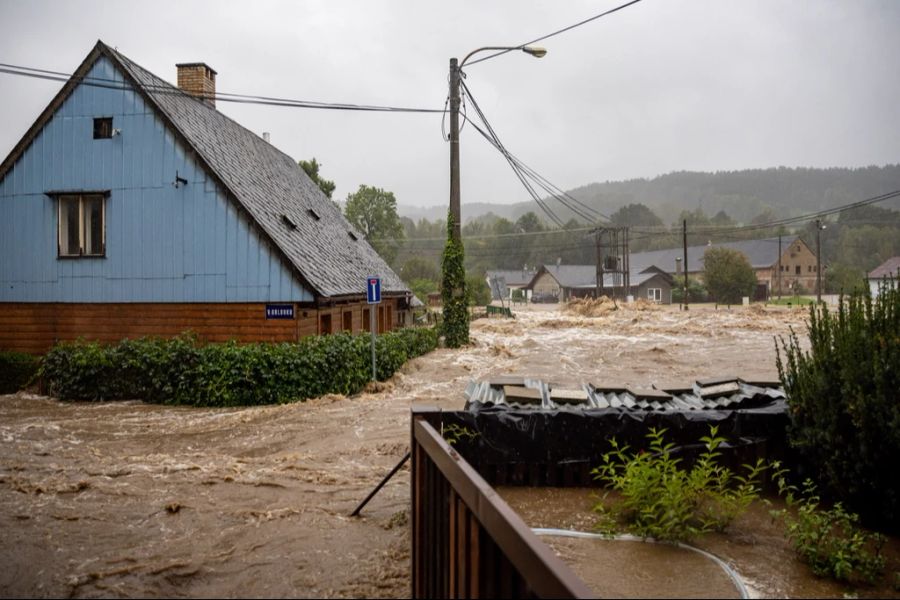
[0, 56, 313, 303]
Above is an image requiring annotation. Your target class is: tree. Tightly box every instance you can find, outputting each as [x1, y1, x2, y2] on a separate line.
[401, 257, 439, 283]
[298, 158, 336, 200]
[515, 211, 545, 233]
[610, 203, 664, 228]
[702, 247, 757, 304]
[466, 273, 492, 306]
[344, 185, 405, 265]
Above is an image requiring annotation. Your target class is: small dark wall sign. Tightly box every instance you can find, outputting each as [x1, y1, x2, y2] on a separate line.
[265, 304, 294, 319]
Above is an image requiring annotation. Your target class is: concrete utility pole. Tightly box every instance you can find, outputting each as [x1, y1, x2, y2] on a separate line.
[442, 45, 546, 346]
[683, 219, 689, 310]
[777, 234, 782, 300]
[448, 57, 462, 241]
[815, 219, 826, 303]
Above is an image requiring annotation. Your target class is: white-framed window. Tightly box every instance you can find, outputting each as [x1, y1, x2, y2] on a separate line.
[647, 288, 662, 303]
[57, 194, 105, 257]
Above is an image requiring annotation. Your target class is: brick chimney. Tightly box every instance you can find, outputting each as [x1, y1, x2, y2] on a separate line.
[176, 62, 217, 108]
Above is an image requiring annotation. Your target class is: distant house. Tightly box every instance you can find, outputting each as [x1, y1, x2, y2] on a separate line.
[526, 264, 674, 304]
[0, 41, 410, 353]
[868, 257, 900, 297]
[485, 269, 536, 302]
[629, 236, 820, 299]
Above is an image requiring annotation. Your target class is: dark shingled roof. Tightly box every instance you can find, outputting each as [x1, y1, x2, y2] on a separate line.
[868, 256, 900, 279]
[8, 41, 405, 301]
[106, 45, 408, 299]
[629, 235, 798, 274]
[485, 269, 537, 287]
[529, 264, 669, 289]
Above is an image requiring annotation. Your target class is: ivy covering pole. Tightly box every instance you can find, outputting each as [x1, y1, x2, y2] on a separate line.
[441, 212, 469, 347]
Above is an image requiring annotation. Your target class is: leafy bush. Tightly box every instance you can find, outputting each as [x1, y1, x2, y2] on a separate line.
[771, 467, 886, 584]
[0, 351, 40, 394]
[671, 278, 708, 304]
[41, 327, 438, 406]
[776, 280, 900, 529]
[592, 426, 766, 542]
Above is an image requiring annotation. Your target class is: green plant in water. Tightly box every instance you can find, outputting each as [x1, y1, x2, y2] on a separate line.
[770, 464, 886, 584]
[591, 425, 766, 542]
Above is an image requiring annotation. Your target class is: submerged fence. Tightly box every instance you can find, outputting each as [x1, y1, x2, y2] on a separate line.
[410, 407, 592, 599]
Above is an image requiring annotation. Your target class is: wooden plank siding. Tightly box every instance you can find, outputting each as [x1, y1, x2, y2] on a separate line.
[0, 298, 402, 354]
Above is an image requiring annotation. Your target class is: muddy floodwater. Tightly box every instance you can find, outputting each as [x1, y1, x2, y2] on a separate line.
[502, 486, 900, 599]
[1, 303, 827, 598]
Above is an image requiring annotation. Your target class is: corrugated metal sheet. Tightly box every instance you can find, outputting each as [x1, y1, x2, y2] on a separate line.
[0, 56, 313, 303]
[464, 376, 785, 412]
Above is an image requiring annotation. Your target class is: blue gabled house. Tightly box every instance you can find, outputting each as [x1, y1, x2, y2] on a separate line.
[0, 41, 410, 353]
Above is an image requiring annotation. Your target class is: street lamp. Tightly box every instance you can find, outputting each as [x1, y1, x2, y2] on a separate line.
[442, 45, 546, 347]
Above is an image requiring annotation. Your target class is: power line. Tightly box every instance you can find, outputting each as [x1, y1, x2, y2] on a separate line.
[465, 0, 646, 67]
[460, 80, 608, 225]
[628, 190, 900, 237]
[457, 80, 566, 227]
[393, 190, 900, 246]
[0, 63, 445, 114]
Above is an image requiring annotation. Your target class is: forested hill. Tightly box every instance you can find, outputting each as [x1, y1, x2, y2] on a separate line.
[399, 165, 900, 225]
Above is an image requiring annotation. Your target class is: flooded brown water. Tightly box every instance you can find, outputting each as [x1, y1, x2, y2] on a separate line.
[0, 303, 822, 597]
[501, 486, 900, 599]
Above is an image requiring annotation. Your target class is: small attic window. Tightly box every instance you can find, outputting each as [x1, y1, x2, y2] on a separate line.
[281, 214, 297, 230]
[93, 117, 113, 139]
[307, 208, 321, 221]
[348, 231, 358, 241]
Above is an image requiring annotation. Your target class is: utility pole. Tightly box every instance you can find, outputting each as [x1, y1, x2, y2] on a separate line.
[595, 229, 603, 298]
[442, 46, 544, 347]
[449, 58, 461, 240]
[683, 219, 689, 310]
[777, 234, 782, 300]
[815, 219, 825, 304]
[441, 57, 468, 347]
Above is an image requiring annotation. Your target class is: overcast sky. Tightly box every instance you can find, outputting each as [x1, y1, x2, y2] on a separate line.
[1, 0, 899, 213]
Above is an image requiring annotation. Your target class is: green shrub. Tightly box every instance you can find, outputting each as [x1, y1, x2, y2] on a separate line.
[0, 351, 40, 394]
[40, 327, 438, 406]
[771, 468, 886, 584]
[592, 426, 766, 542]
[776, 280, 900, 529]
[671, 278, 708, 304]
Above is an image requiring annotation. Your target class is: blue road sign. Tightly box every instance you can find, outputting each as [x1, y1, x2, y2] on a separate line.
[367, 277, 382, 304]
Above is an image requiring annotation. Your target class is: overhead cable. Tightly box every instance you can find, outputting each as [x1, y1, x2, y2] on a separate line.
[0, 63, 445, 114]
[464, 0, 646, 67]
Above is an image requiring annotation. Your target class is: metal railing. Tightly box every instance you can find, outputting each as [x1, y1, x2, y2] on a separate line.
[410, 407, 592, 599]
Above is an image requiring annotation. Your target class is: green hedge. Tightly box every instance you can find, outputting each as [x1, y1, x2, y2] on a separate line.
[776, 280, 899, 530]
[41, 327, 438, 406]
[0, 351, 40, 394]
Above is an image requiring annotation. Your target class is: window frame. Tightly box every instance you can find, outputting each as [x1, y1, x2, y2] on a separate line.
[55, 192, 108, 258]
[93, 117, 113, 139]
[647, 287, 662, 302]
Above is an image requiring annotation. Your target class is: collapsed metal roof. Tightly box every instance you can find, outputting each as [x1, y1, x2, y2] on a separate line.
[465, 375, 785, 412]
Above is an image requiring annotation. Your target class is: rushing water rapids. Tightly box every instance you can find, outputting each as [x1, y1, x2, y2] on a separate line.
[2, 303, 824, 598]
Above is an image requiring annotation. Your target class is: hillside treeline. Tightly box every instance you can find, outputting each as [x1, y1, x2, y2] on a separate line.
[394, 201, 900, 301]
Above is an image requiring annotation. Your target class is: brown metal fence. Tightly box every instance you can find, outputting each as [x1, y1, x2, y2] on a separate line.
[410, 407, 593, 599]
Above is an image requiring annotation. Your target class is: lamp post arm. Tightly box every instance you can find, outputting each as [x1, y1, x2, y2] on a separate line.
[460, 46, 521, 67]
